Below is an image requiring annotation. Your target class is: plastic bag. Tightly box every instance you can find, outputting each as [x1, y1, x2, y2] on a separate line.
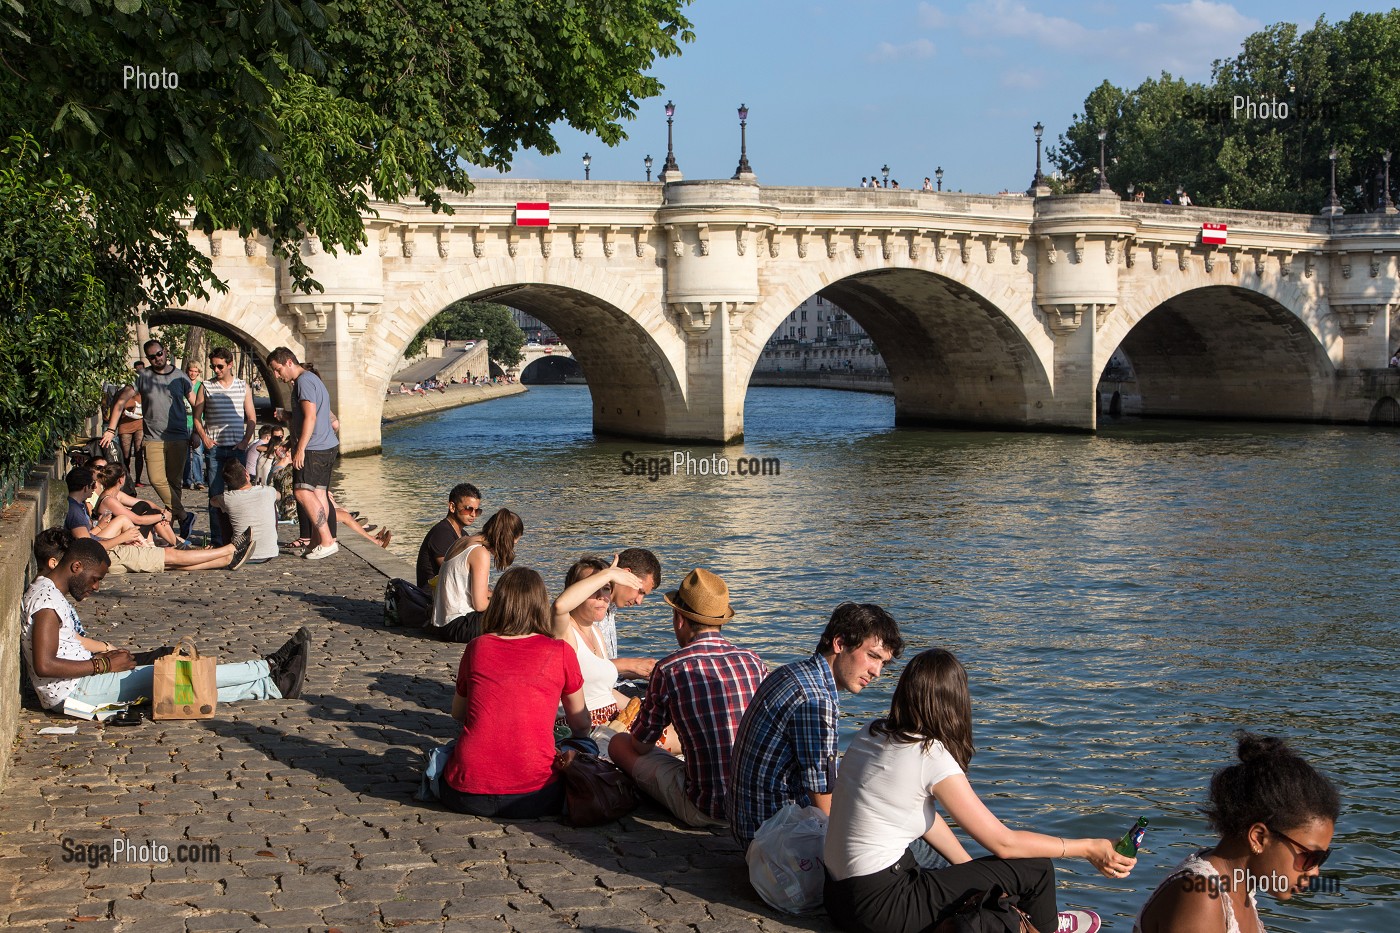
[745, 803, 828, 914]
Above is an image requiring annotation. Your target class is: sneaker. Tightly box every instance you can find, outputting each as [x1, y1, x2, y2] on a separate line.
[304, 542, 339, 560]
[178, 513, 197, 539]
[230, 527, 251, 554]
[265, 627, 309, 699]
[1057, 909, 1101, 933]
[228, 535, 255, 571]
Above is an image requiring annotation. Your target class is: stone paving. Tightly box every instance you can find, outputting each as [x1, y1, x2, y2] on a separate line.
[0, 492, 838, 933]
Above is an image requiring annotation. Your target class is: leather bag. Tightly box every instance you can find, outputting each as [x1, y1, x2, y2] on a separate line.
[550, 749, 640, 826]
[151, 638, 217, 720]
[932, 885, 1042, 933]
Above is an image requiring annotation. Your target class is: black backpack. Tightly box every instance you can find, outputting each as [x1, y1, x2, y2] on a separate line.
[383, 578, 431, 628]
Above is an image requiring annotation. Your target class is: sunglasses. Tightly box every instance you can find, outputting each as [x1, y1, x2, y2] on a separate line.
[458, 505, 483, 515]
[1269, 826, 1332, 872]
[145, 349, 166, 361]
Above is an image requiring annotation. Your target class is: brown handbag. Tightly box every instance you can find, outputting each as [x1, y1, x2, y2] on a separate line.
[151, 638, 217, 720]
[931, 885, 1042, 933]
[550, 749, 641, 826]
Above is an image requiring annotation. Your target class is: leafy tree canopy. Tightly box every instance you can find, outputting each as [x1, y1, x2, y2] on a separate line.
[1050, 11, 1400, 212]
[406, 301, 525, 369]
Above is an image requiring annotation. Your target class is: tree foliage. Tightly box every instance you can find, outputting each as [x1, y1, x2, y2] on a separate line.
[1050, 11, 1400, 212]
[0, 0, 691, 492]
[406, 302, 525, 369]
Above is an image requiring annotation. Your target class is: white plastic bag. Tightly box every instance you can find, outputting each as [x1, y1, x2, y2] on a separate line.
[745, 803, 829, 914]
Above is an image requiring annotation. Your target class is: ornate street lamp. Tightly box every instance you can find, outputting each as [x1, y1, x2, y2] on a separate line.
[1127, 183, 1135, 199]
[935, 166, 943, 191]
[1095, 129, 1112, 194]
[661, 100, 681, 180]
[881, 164, 890, 188]
[1383, 150, 1395, 214]
[582, 152, 591, 181]
[733, 103, 754, 178]
[644, 154, 653, 182]
[1031, 121, 1046, 190]
[1322, 147, 1343, 216]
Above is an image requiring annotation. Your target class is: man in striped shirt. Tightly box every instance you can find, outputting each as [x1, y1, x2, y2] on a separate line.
[727, 603, 903, 847]
[609, 568, 767, 828]
[194, 346, 257, 546]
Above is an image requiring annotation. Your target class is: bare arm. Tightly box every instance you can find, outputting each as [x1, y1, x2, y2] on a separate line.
[451, 691, 468, 722]
[933, 774, 1136, 876]
[29, 611, 134, 677]
[561, 689, 591, 737]
[100, 386, 137, 436]
[550, 559, 646, 636]
[468, 546, 493, 611]
[922, 811, 972, 864]
[611, 656, 656, 679]
[293, 398, 315, 467]
[191, 386, 211, 448]
[238, 385, 256, 449]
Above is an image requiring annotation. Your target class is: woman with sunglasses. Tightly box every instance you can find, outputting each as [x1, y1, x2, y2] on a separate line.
[428, 508, 523, 642]
[824, 649, 1136, 933]
[1134, 732, 1339, 932]
[551, 556, 647, 726]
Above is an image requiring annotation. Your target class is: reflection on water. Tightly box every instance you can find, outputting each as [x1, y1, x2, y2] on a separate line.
[335, 386, 1399, 931]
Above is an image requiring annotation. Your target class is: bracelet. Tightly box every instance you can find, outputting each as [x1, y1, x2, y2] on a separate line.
[1058, 837, 1066, 858]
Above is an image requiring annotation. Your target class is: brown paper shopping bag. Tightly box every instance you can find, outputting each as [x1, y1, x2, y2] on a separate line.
[151, 638, 217, 720]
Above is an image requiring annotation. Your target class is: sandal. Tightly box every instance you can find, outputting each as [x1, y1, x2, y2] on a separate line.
[376, 529, 393, 549]
[286, 537, 311, 549]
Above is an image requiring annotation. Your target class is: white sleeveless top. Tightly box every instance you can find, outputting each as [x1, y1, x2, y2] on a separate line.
[564, 623, 619, 711]
[1134, 849, 1261, 933]
[432, 543, 482, 628]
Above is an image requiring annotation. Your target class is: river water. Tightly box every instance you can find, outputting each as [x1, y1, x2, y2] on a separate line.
[336, 385, 1398, 932]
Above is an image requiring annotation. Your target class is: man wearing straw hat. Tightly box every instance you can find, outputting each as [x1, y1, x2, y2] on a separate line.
[609, 568, 768, 827]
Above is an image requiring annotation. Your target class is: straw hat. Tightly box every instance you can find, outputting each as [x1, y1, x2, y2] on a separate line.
[662, 567, 735, 625]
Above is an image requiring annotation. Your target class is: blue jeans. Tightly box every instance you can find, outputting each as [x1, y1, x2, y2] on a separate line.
[184, 442, 206, 487]
[61, 659, 280, 710]
[206, 444, 243, 545]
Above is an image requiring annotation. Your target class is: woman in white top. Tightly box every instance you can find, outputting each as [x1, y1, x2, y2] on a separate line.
[1134, 733, 1338, 933]
[550, 557, 641, 725]
[824, 649, 1136, 933]
[93, 463, 182, 547]
[429, 508, 522, 643]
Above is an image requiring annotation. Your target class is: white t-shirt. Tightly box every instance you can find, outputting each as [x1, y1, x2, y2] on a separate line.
[21, 577, 93, 709]
[595, 606, 619, 659]
[564, 623, 619, 712]
[824, 723, 965, 880]
[432, 543, 482, 628]
[222, 485, 279, 560]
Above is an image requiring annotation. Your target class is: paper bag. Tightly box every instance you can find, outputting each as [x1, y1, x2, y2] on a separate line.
[151, 638, 217, 720]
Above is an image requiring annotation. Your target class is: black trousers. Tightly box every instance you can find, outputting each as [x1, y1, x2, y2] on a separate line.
[429, 612, 484, 644]
[439, 777, 565, 818]
[824, 848, 1057, 933]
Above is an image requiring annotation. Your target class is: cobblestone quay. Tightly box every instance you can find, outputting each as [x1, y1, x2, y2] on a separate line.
[0, 496, 834, 933]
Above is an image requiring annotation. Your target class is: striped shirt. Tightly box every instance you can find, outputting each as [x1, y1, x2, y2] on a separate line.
[728, 652, 839, 845]
[632, 631, 768, 820]
[201, 377, 249, 446]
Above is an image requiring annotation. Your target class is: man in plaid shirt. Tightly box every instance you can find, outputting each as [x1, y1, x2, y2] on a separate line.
[609, 568, 767, 827]
[728, 603, 903, 847]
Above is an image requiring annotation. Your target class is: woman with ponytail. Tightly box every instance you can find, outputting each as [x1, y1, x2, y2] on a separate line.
[427, 508, 523, 643]
[1135, 732, 1339, 932]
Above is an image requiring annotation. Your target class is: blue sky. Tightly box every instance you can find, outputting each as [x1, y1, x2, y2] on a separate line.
[502, 1, 1394, 194]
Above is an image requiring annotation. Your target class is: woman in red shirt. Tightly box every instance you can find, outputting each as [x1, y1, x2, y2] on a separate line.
[442, 566, 592, 818]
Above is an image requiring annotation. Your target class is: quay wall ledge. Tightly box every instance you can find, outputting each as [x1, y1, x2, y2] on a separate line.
[380, 382, 526, 425]
[749, 371, 894, 395]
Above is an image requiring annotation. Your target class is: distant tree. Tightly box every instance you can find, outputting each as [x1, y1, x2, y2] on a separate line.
[407, 302, 526, 369]
[1051, 11, 1400, 212]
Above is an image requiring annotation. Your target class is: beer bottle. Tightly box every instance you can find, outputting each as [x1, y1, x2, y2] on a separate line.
[1115, 817, 1149, 857]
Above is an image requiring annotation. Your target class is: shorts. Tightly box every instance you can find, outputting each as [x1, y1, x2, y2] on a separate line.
[293, 446, 338, 491]
[106, 545, 165, 573]
[629, 750, 726, 828]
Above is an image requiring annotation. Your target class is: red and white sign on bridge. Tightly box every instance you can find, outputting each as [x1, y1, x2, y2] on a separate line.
[1201, 222, 1228, 245]
[515, 202, 550, 226]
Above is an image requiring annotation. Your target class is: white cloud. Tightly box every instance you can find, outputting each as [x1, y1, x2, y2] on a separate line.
[869, 38, 937, 63]
[917, 2, 948, 28]
[1001, 68, 1045, 90]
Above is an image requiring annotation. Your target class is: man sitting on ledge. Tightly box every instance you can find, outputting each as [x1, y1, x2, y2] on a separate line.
[21, 538, 310, 718]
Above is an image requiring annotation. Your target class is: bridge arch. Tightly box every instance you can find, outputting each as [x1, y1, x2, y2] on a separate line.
[741, 261, 1052, 429]
[150, 301, 295, 408]
[1101, 280, 1337, 421]
[378, 258, 687, 437]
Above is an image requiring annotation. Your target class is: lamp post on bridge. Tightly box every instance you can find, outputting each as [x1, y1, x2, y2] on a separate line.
[733, 103, 754, 179]
[935, 166, 943, 191]
[881, 164, 890, 189]
[661, 100, 681, 182]
[582, 153, 591, 181]
[1029, 121, 1048, 195]
[1382, 150, 1395, 214]
[1322, 147, 1343, 216]
[645, 154, 653, 182]
[1095, 129, 1113, 194]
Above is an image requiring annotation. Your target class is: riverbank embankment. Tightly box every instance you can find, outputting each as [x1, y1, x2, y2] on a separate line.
[380, 381, 527, 424]
[748, 371, 893, 394]
[0, 484, 821, 932]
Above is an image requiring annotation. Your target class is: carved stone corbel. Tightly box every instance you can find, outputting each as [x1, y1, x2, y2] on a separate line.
[208, 233, 222, 257]
[1204, 250, 1215, 274]
[1332, 303, 1386, 334]
[826, 229, 839, 259]
[344, 301, 379, 336]
[1278, 251, 1294, 278]
[907, 231, 920, 261]
[982, 234, 1001, 263]
[1149, 243, 1162, 271]
[1038, 303, 1086, 336]
[1094, 303, 1115, 331]
[603, 226, 619, 259]
[1123, 238, 1136, 268]
[957, 233, 971, 263]
[377, 228, 388, 257]
[1038, 235, 1057, 265]
[474, 225, 487, 259]
[727, 301, 754, 330]
[797, 228, 812, 259]
[1176, 245, 1188, 271]
[1251, 248, 1265, 276]
[669, 301, 714, 335]
[695, 223, 710, 257]
[1304, 252, 1318, 279]
[1105, 236, 1119, 265]
[735, 226, 748, 257]
[880, 231, 892, 261]
[666, 225, 684, 258]
[1009, 236, 1025, 265]
[853, 229, 867, 259]
[507, 227, 519, 258]
[932, 232, 946, 262]
[634, 229, 646, 258]
[540, 228, 553, 258]
[1371, 251, 1385, 278]
[1227, 249, 1240, 275]
[289, 303, 327, 336]
[305, 234, 322, 256]
[246, 235, 259, 257]
[768, 228, 780, 259]
[573, 225, 588, 259]
[1072, 234, 1086, 264]
[402, 225, 417, 258]
[438, 225, 453, 259]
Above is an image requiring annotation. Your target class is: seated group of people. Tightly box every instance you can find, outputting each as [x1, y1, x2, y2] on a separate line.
[414, 489, 1341, 933]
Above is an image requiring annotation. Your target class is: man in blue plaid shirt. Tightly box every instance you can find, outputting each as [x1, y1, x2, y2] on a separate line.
[727, 603, 904, 847]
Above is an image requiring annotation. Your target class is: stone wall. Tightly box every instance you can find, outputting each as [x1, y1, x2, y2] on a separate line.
[0, 460, 58, 791]
[380, 381, 526, 426]
[748, 371, 894, 394]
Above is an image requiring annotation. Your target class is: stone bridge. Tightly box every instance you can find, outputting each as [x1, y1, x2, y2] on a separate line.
[168, 179, 1400, 453]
